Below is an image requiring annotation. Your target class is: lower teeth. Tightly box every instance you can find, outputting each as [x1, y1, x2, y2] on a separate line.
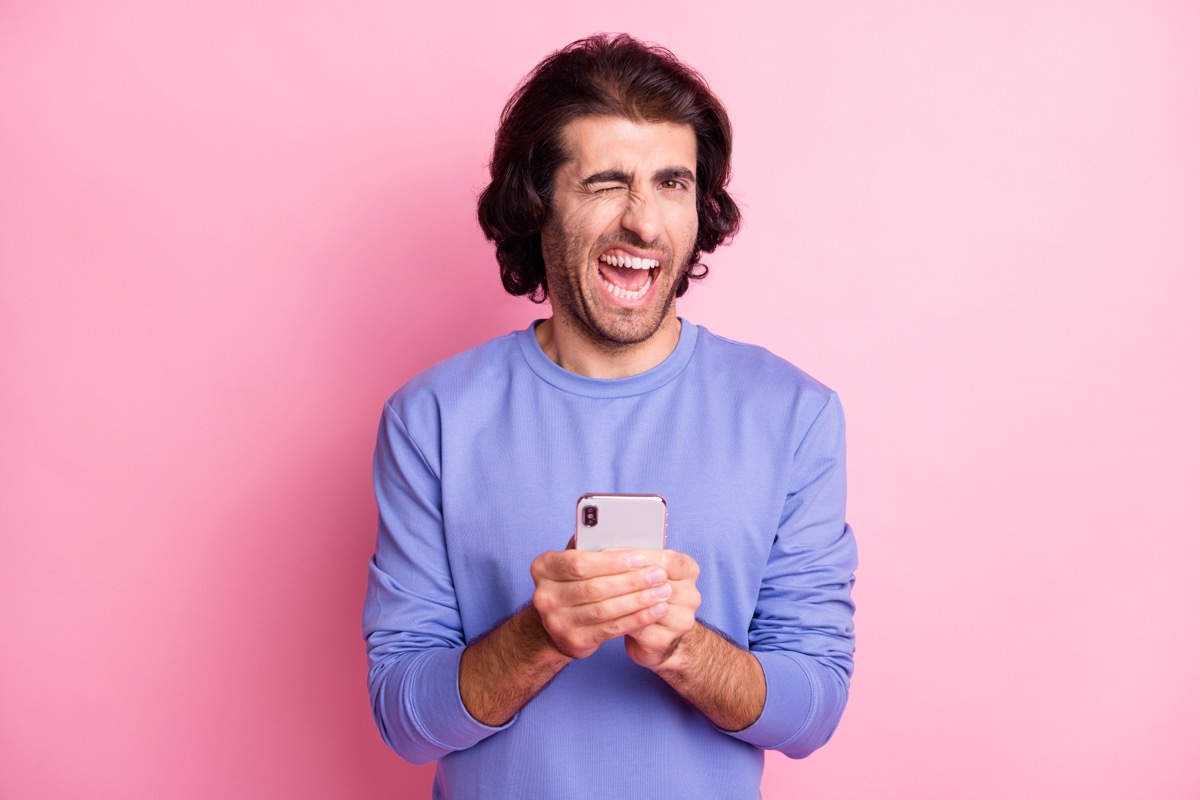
[604, 277, 650, 300]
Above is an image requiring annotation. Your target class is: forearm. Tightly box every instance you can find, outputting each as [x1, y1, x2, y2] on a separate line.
[459, 605, 572, 726]
[650, 623, 766, 732]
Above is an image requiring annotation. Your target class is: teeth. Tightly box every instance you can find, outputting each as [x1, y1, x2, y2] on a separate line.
[599, 253, 659, 270]
[600, 272, 654, 301]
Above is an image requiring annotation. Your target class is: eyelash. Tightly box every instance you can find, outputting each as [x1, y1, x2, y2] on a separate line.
[596, 181, 688, 193]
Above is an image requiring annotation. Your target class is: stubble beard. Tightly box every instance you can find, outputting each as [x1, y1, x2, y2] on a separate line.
[541, 218, 692, 353]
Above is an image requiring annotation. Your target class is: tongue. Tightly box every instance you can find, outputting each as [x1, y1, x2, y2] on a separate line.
[598, 262, 649, 291]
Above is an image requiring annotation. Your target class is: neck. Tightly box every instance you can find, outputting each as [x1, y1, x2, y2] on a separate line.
[535, 313, 682, 379]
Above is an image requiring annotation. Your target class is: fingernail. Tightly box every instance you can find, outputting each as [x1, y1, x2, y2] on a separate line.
[651, 602, 669, 617]
[652, 584, 672, 599]
[625, 552, 647, 568]
[645, 567, 667, 585]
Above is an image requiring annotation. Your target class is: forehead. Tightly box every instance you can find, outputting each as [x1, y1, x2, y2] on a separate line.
[557, 116, 697, 175]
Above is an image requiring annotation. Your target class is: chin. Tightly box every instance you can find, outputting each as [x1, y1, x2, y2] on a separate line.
[583, 302, 675, 348]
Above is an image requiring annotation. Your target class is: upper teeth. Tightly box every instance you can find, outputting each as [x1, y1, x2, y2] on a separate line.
[600, 253, 659, 270]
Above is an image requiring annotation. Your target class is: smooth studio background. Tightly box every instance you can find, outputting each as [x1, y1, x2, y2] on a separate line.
[3, 2, 1198, 798]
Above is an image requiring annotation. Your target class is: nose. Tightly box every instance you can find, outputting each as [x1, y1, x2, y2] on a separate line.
[620, 193, 665, 244]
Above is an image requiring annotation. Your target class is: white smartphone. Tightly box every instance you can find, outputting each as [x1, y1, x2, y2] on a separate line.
[575, 493, 667, 551]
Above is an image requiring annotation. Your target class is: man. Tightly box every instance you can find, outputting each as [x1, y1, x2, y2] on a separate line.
[364, 34, 856, 799]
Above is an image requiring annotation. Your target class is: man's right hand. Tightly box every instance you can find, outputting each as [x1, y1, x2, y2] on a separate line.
[530, 546, 673, 660]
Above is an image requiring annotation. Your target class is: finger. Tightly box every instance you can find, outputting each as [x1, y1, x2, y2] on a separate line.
[561, 583, 673, 626]
[630, 601, 689, 634]
[665, 578, 701, 605]
[655, 600, 696, 633]
[542, 598, 670, 657]
[625, 604, 695, 653]
[624, 621, 667, 647]
[554, 565, 670, 607]
[533, 548, 648, 582]
[637, 549, 699, 580]
[531, 569, 670, 629]
[624, 584, 699, 642]
[579, 600, 671, 642]
[623, 622, 680, 663]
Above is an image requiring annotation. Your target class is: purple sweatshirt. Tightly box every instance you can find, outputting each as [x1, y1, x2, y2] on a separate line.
[364, 319, 856, 799]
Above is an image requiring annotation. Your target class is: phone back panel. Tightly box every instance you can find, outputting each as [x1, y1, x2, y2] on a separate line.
[575, 493, 667, 551]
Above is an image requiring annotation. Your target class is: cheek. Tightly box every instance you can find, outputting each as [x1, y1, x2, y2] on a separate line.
[580, 206, 625, 239]
[670, 208, 700, 248]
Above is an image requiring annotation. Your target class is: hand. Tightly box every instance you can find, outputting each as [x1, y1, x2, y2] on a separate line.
[623, 549, 701, 670]
[530, 542, 674, 660]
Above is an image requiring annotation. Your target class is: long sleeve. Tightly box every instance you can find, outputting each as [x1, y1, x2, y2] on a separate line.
[725, 392, 857, 758]
[362, 401, 512, 764]
[361, 323, 856, 796]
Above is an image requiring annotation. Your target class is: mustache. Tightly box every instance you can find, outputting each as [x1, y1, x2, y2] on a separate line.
[593, 232, 671, 261]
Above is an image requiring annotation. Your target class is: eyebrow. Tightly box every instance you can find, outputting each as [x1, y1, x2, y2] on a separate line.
[580, 166, 697, 187]
[581, 169, 632, 187]
[653, 167, 696, 184]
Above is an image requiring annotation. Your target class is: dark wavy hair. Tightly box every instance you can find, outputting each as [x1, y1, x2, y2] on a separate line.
[477, 33, 742, 302]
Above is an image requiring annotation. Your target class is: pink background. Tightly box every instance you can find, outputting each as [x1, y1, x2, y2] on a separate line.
[3, 2, 1198, 797]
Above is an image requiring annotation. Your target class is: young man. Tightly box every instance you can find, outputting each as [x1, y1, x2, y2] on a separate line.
[364, 34, 857, 799]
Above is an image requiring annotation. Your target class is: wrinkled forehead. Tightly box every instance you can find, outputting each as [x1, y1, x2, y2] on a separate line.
[556, 115, 697, 178]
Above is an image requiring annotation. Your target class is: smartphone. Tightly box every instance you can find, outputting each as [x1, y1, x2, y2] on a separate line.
[575, 493, 667, 551]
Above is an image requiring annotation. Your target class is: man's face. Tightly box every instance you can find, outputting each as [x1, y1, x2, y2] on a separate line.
[541, 116, 699, 349]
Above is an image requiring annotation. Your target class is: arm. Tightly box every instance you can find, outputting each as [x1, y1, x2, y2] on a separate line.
[734, 392, 857, 757]
[638, 619, 767, 732]
[619, 548, 765, 731]
[625, 393, 857, 756]
[364, 402, 493, 764]
[459, 548, 672, 726]
[365, 401, 674, 756]
[457, 607, 569, 728]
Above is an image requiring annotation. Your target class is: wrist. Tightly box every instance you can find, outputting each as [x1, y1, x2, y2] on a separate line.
[648, 623, 701, 678]
[517, 604, 575, 668]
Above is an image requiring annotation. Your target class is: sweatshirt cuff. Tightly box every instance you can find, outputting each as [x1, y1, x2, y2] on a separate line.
[406, 647, 516, 753]
[724, 650, 817, 751]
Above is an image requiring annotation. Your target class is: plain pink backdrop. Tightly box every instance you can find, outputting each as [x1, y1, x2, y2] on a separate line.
[2, 2, 1198, 798]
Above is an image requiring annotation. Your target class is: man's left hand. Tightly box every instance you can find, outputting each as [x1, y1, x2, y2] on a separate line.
[622, 549, 701, 669]
[621, 549, 765, 731]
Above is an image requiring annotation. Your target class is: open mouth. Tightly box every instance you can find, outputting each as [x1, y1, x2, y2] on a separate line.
[597, 251, 660, 303]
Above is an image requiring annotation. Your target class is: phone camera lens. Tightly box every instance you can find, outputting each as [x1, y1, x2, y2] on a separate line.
[583, 505, 598, 527]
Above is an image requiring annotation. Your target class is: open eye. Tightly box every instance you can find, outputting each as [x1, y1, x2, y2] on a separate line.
[660, 179, 686, 191]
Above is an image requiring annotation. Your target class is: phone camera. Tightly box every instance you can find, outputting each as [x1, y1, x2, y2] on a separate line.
[582, 505, 598, 527]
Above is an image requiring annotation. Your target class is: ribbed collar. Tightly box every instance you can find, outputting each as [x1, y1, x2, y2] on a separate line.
[516, 318, 698, 399]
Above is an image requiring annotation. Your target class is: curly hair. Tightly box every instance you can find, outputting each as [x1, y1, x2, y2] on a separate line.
[476, 34, 742, 302]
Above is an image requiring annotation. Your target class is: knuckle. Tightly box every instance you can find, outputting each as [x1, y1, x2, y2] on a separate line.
[599, 619, 623, 640]
[642, 587, 667, 604]
[578, 580, 604, 603]
[586, 599, 612, 623]
[671, 551, 695, 575]
[531, 551, 556, 578]
[531, 588, 553, 613]
[564, 556, 588, 581]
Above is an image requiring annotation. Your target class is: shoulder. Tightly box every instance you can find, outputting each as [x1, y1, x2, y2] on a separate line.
[382, 328, 525, 430]
[688, 323, 847, 467]
[690, 324, 835, 412]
